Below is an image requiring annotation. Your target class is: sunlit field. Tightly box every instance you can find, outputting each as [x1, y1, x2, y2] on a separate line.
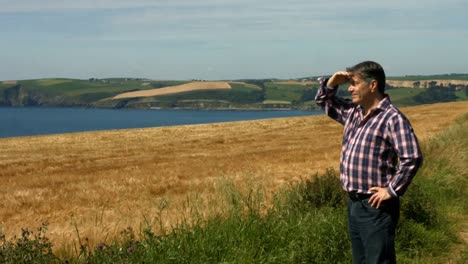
[1, 101, 467, 250]
[112, 81, 232, 99]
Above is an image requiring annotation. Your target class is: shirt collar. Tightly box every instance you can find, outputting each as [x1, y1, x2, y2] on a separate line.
[356, 94, 391, 114]
[376, 94, 391, 111]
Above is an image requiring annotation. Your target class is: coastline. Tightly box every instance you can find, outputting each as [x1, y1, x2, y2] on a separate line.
[0, 106, 320, 138]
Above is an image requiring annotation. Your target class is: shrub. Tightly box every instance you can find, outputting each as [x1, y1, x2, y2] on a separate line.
[0, 223, 57, 264]
[279, 169, 346, 214]
[400, 183, 441, 228]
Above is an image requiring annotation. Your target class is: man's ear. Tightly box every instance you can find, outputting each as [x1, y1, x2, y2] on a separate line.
[370, 80, 378, 93]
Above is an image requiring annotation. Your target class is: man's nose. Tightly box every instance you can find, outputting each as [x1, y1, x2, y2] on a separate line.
[348, 85, 353, 92]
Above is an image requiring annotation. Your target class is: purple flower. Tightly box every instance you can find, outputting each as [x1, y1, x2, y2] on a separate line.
[127, 246, 134, 253]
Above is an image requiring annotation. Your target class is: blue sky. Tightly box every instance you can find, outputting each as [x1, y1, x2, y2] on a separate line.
[1, 0, 467, 80]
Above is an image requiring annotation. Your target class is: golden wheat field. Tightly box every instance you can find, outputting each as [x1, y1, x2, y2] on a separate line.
[112, 81, 232, 99]
[1, 101, 467, 250]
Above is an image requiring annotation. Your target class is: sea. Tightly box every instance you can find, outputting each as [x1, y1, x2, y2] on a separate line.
[0, 107, 322, 138]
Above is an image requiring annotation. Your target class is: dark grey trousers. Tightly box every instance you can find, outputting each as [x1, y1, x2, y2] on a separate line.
[347, 197, 400, 264]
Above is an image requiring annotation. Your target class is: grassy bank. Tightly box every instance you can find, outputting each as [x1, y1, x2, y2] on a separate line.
[1, 114, 466, 263]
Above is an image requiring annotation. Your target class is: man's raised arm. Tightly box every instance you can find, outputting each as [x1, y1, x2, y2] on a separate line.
[315, 72, 354, 125]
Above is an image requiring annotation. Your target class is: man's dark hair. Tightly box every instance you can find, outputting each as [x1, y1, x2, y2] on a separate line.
[347, 61, 386, 95]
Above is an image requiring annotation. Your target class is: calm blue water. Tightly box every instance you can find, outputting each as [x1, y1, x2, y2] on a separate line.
[0, 107, 321, 138]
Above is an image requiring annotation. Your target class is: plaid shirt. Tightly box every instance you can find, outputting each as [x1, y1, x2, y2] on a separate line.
[315, 77, 423, 197]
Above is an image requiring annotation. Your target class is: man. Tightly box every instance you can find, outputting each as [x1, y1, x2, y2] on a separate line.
[315, 61, 423, 264]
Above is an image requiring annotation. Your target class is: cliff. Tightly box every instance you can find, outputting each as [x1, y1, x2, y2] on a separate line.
[0, 84, 75, 107]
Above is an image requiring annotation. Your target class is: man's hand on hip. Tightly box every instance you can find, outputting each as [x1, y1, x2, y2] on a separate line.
[368, 187, 392, 208]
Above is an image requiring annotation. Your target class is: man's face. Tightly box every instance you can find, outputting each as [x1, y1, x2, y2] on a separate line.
[347, 73, 372, 106]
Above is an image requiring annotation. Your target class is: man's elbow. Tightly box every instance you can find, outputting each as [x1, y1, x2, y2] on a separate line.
[416, 153, 423, 167]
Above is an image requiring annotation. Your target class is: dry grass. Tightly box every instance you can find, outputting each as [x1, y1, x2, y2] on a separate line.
[2, 80, 17, 85]
[112, 81, 231, 99]
[0, 101, 467, 250]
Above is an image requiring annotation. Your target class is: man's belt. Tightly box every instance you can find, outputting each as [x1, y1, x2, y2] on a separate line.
[348, 191, 373, 201]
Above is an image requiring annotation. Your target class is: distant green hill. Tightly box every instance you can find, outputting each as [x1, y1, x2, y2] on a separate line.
[387, 73, 468, 81]
[295, 74, 468, 82]
[0, 78, 189, 107]
[0, 78, 319, 109]
[107, 82, 266, 109]
[1, 76, 467, 109]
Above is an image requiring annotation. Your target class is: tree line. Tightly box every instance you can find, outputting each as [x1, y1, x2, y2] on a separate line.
[412, 82, 466, 104]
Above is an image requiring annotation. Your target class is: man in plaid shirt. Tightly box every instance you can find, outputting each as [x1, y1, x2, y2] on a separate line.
[315, 61, 423, 264]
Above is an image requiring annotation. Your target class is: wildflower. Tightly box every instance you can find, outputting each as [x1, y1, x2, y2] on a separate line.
[97, 243, 105, 250]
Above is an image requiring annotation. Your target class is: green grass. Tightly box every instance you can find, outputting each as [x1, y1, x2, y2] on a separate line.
[386, 88, 425, 106]
[1, 114, 466, 263]
[0, 79, 191, 106]
[386, 88, 423, 101]
[396, 114, 467, 263]
[228, 82, 260, 92]
[15, 79, 188, 98]
[18, 79, 133, 97]
[387, 87, 468, 106]
[95, 82, 266, 109]
[455, 90, 468, 101]
[264, 82, 310, 102]
[3, 79, 264, 107]
[137, 83, 264, 107]
[2, 78, 465, 109]
[302, 100, 320, 107]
